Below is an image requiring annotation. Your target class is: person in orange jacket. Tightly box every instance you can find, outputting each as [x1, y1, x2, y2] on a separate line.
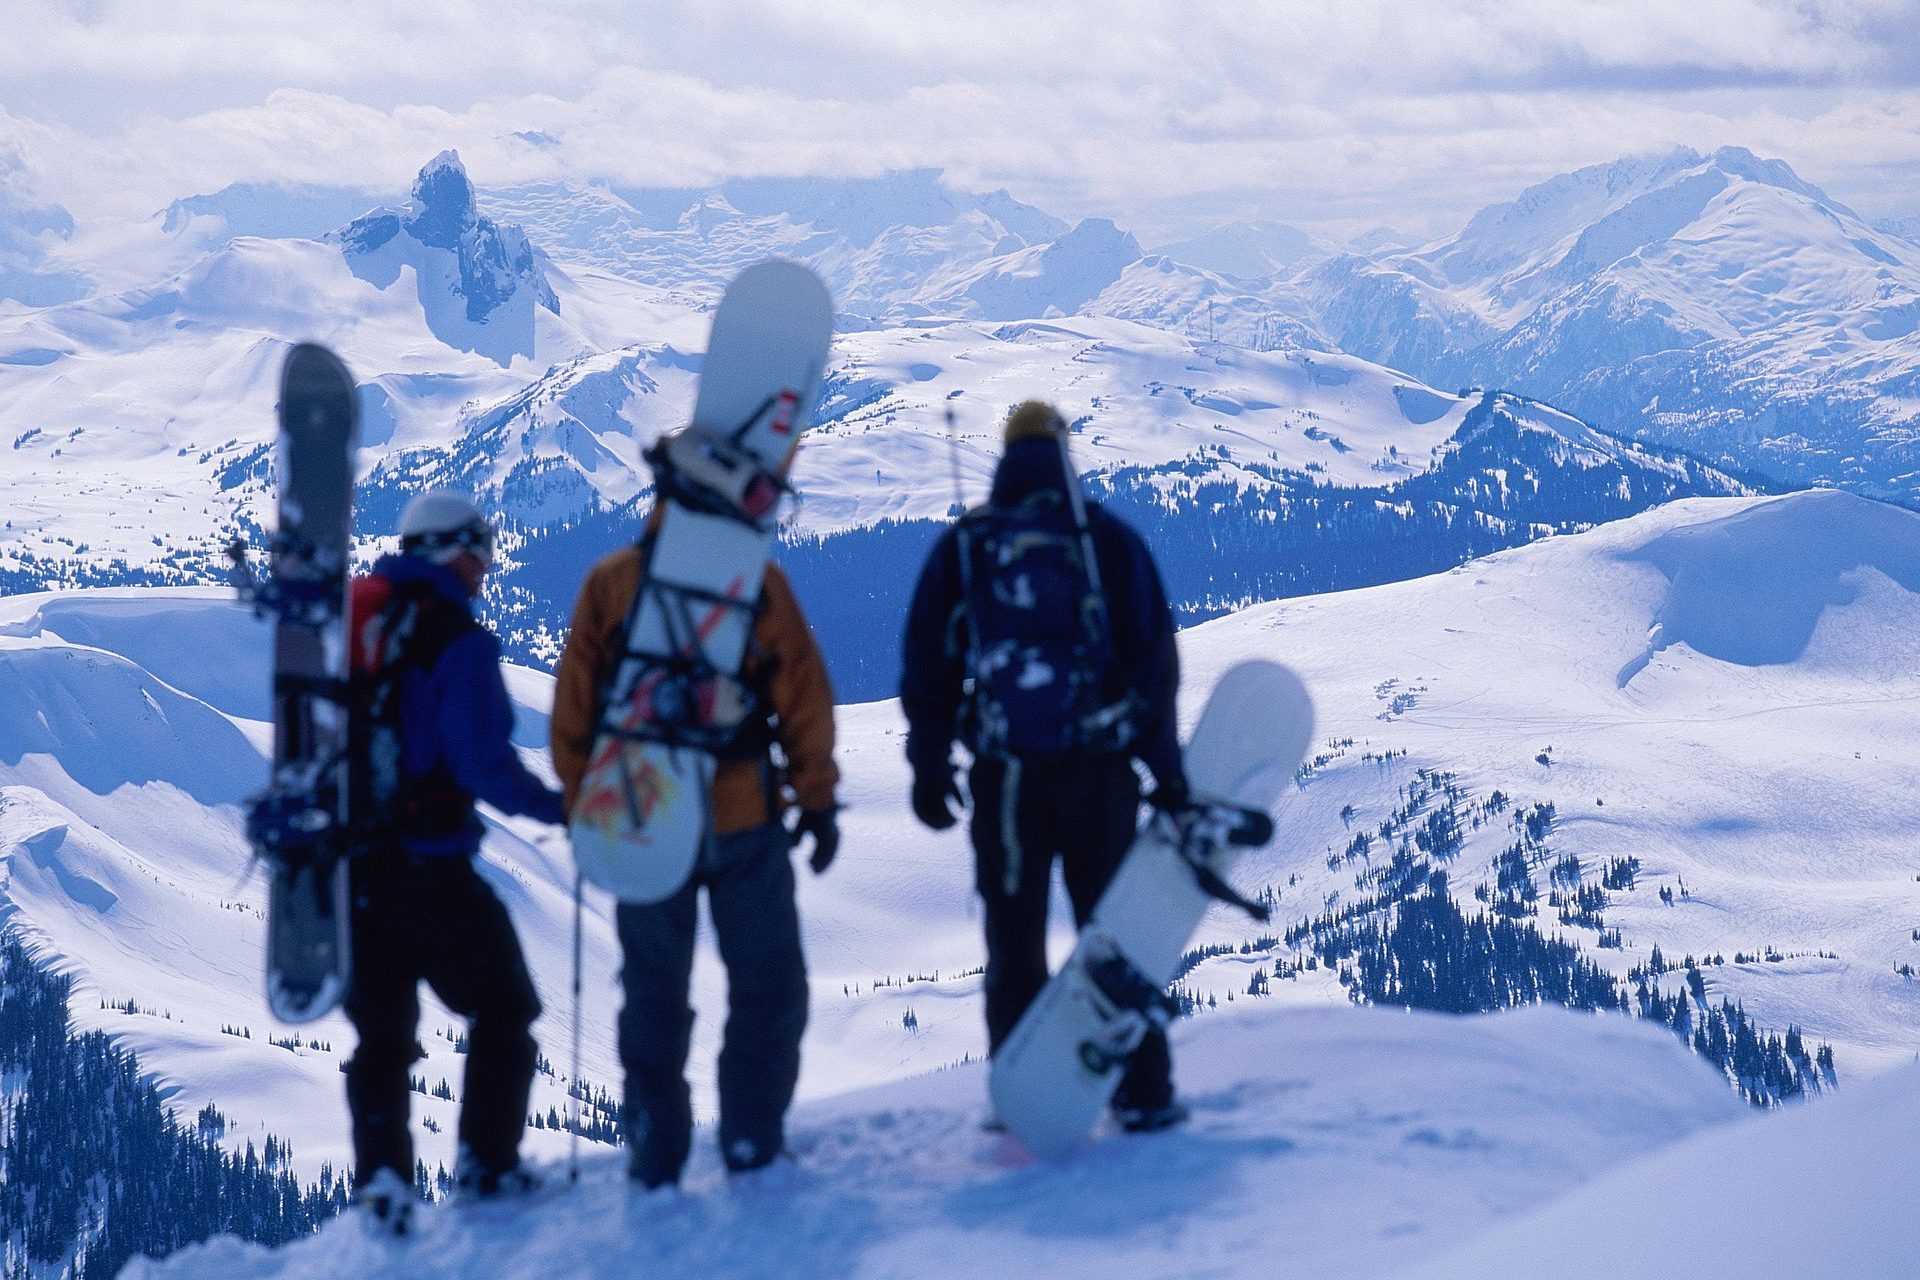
[551, 513, 839, 1188]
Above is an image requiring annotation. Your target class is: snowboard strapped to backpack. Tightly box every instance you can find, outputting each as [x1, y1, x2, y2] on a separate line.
[956, 490, 1140, 759]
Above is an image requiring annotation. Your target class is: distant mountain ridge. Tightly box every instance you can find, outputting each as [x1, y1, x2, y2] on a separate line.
[121, 148, 1919, 508]
[0, 152, 1761, 700]
[1287, 147, 1920, 496]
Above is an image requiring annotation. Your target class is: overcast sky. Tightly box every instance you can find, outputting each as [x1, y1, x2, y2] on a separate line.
[5, 0, 1918, 242]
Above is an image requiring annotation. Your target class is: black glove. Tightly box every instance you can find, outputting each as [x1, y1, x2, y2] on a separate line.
[1147, 775, 1193, 814]
[911, 767, 963, 832]
[788, 806, 841, 874]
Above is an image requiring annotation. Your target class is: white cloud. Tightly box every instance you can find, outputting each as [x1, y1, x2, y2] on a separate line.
[5, 0, 1917, 237]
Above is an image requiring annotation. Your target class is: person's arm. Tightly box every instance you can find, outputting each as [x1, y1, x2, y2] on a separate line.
[1103, 516, 1183, 791]
[437, 630, 566, 824]
[899, 527, 967, 775]
[760, 567, 839, 812]
[550, 559, 622, 813]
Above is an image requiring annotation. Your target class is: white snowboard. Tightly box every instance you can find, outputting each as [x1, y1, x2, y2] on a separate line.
[988, 659, 1315, 1157]
[570, 261, 832, 902]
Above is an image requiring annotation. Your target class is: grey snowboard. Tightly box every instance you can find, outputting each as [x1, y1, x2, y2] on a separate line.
[239, 342, 359, 1024]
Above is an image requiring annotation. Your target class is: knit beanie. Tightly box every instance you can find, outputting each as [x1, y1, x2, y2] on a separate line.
[1003, 400, 1068, 443]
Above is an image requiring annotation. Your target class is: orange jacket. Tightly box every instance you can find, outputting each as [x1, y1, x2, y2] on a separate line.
[550, 545, 838, 835]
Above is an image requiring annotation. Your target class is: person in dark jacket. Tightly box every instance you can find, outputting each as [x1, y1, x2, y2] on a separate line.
[344, 490, 566, 1228]
[899, 400, 1189, 1133]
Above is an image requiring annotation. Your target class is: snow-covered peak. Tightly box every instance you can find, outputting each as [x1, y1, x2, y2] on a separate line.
[941, 217, 1144, 320]
[1704, 145, 1840, 209]
[1152, 220, 1322, 281]
[328, 152, 565, 364]
[1398, 146, 1902, 332]
[404, 148, 480, 250]
[122, 1005, 1752, 1280]
[1430, 147, 1707, 286]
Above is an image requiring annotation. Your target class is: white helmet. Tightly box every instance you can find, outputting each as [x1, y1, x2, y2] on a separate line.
[399, 490, 494, 566]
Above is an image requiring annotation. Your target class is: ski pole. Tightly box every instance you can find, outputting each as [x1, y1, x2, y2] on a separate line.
[1056, 418, 1111, 630]
[569, 869, 584, 1185]
[945, 403, 966, 516]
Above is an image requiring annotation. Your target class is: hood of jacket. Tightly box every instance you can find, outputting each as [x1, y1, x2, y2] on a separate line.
[988, 436, 1076, 508]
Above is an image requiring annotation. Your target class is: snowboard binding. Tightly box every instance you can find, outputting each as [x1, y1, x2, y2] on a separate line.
[245, 776, 353, 876]
[644, 394, 800, 529]
[1154, 800, 1276, 922]
[228, 534, 350, 628]
[1076, 935, 1180, 1075]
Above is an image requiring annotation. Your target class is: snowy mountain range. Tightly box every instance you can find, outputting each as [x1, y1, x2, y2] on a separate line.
[468, 145, 1920, 501]
[7, 488, 1920, 1274]
[1288, 147, 1920, 495]
[0, 149, 1761, 699]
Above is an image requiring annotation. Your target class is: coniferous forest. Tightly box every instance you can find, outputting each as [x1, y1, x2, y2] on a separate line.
[1258, 762, 1833, 1106]
[0, 931, 346, 1277]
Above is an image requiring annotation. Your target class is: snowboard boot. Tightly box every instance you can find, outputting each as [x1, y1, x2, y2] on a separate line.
[721, 1143, 787, 1182]
[627, 1137, 684, 1191]
[723, 1137, 797, 1182]
[351, 1168, 415, 1237]
[453, 1151, 542, 1201]
[1113, 1098, 1191, 1135]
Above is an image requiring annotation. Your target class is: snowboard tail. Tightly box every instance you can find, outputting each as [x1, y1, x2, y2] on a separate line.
[989, 660, 1315, 1157]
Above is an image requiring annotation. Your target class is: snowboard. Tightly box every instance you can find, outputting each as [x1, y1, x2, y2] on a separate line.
[988, 660, 1315, 1158]
[570, 261, 833, 902]
[234, 343, 360, 1024]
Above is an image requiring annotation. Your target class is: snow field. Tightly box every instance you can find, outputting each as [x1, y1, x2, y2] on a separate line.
[125, 1004, 1747, 1280]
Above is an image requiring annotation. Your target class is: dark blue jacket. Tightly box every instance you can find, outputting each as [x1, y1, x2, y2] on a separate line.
[899, 437, 1183, 789]
[374, 554, 566, 856]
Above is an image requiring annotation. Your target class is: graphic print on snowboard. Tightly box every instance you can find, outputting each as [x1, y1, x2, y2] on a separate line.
[570, 261, 833, 902]
[233, 342, 360, 1024]
[988, 659, 1315, 1157]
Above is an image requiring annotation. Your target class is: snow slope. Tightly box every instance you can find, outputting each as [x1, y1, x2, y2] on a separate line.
[6, 486, 1919, 1210]
[0, 589, 627, 1185]
[1401, 1056, 1920, 1279]
[127, 1004, 1751, 1280]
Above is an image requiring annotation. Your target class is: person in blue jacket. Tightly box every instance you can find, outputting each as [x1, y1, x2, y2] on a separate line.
[899, 401, 1190, 1133]
[343, 490, 565, 1229]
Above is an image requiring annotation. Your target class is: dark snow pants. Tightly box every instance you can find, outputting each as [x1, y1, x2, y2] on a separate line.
[344, 851, 542, 1188]
[969, 754, 1173, 1113]
[615, 821, 808, 1186]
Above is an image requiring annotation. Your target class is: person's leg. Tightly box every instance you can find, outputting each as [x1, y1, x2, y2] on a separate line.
[1058, 759, 1174, 1116]
[707, 822, 809, 1171]
[969, 757, 1056, 1054]
[415, 859, 543, 1179]
[614, 880, 699, 1187]
[342, 855, 424, 1190]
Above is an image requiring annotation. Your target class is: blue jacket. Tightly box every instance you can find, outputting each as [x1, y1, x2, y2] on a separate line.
[373, 553, 565, 856]
[899, 437, 1183, 789]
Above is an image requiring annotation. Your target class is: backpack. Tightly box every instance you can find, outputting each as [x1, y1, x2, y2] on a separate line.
[348, 574, 479, 843]
[956, 492, 1137, 758]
